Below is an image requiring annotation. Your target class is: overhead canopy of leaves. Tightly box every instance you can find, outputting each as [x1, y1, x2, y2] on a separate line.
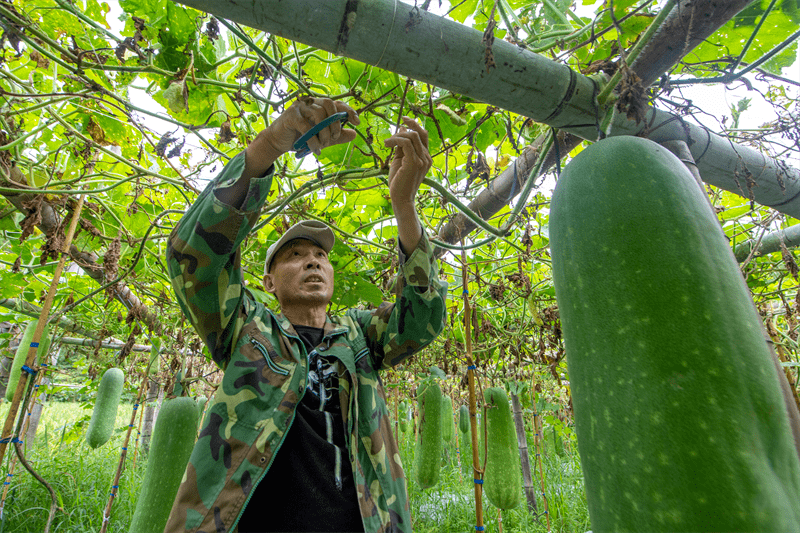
[0, 0, 797, 386]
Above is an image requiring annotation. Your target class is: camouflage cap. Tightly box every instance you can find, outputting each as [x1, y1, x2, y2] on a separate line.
[264, 220, 335, 274]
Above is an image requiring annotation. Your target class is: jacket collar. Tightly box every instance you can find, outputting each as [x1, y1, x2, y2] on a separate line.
[270, 309, 349, 341]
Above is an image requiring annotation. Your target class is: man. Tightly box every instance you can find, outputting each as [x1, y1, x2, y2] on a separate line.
[164, 97, 448, 533]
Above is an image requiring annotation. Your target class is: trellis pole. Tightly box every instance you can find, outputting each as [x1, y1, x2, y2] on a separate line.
[175, 0, 800, 219]
[0, 194, 85, 468]
[461, 246, 484, 533]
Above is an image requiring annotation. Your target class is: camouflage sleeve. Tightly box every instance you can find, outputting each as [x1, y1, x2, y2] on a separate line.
[166, 152, 274, 367]
[349, 232, 448, 370]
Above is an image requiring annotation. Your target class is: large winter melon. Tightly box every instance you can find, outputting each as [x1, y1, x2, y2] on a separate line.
[128, 396, 198, 533]
[549, 135, 800, 531]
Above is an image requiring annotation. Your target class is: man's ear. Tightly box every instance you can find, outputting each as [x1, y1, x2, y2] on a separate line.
[263, 273, 276, 294]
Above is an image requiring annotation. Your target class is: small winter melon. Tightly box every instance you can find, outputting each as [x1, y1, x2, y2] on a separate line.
[458, 404, 469, 434]
[483, 387, 521, 510]
[86, 367, 125, 449]
[441, 395, 454, 445]
[413, 381, 442, 489]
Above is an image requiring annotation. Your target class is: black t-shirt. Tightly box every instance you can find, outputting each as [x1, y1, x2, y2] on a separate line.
[236, 326, 365, 533]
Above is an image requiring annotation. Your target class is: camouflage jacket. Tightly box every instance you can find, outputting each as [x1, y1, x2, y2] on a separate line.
[164, 152, 448, 533]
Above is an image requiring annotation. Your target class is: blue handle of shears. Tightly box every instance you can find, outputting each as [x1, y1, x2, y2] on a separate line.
[293, 112, 349, 158]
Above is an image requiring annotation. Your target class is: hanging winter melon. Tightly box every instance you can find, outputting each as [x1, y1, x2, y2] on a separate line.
[483, 387, 521, 510]
[6, 319, 51, 402]
[128, 396, 198, 533]
[86, 368, 125, 449]
[413, 381, 442, 489]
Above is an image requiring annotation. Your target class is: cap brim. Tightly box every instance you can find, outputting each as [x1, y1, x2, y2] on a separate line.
[265, 220, 335, 273]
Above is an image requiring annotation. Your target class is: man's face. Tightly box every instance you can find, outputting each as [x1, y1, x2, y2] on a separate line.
[264, 239, 334, 308]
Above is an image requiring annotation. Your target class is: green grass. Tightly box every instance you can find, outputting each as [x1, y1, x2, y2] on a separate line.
[0, 401, 589, 532]
[0, 401, 144, 533]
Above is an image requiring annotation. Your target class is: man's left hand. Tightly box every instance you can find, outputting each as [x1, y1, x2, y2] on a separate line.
[384, 117, 432, 209]
[384, 117, 432, 253]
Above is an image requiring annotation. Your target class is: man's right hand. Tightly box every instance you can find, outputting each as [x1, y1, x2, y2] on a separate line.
[244, 98, 360, 180]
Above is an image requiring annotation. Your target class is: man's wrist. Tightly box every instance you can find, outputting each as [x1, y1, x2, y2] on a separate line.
[392, 200, 417, 221]
[394, 202, 422, 255]
[244, 129, 285, 179]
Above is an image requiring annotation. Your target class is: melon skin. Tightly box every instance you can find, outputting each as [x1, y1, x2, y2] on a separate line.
[458, 405, 474, 476]
[549, 135, 800, 532]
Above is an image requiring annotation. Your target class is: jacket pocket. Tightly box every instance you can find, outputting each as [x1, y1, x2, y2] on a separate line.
[249, 337, 290, 376]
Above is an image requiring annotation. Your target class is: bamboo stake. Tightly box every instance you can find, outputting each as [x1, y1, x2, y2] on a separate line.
[0, 194, 85, 468]
[99, 371, 149, 533]
[23, 353, 52, 449]
[531, 372, 551, 531]
[455, 416, 464, 484]
[131, 386, 147, 471]
[461, 246, 484, 533]
[0, 453, 18, 521]
[511, 391, 538, 515]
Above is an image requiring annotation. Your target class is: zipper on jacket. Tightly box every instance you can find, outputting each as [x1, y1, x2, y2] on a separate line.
[231, 324, 357, 532]
[230, 334, 307, 532]
[250, 338, 289, 376]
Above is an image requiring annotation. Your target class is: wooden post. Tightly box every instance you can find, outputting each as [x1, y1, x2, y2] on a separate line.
[461, 247, 484, 533]
[132, 385, 148, 471]
[0, 194, 84, 467]
[140, 377, 159, 454]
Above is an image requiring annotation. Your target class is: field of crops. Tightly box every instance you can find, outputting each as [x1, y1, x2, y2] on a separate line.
[0, 400, 588, 533]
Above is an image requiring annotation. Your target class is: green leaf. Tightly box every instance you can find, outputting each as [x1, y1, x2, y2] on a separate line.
[119, 0, 169, 24]
[448, 0, 479, 23]
[352, 276, 384, 306]
[0, 273, 26, 299]
[428, 365, 446, 380]
[0, 212, 22, 232]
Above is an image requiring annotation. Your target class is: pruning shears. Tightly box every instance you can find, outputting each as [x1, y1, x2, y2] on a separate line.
[293, 111, 350, 158]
